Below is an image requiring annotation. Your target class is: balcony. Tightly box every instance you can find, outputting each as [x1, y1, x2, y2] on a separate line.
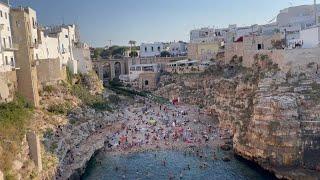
[2, 44, 19, 51]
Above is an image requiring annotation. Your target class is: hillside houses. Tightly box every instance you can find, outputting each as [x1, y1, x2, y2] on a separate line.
[0, 3, 93, 106]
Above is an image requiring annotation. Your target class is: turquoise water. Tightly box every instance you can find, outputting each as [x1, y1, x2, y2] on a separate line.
[82, 148, 276, 180]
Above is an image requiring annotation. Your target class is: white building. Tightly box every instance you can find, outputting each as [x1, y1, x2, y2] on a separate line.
[169, 41, 187, 56]
[140, 42, 164, 57]
[73, 42, 92, 74]
[34, 30, 60, 60]
[277, 4, 319, 28]
[190, 27, 216, 43]
[120, 63, 160, 82]
[45, 24, 79, 74]
[300, 25, 320, 48]
[0, 2, 16, 73]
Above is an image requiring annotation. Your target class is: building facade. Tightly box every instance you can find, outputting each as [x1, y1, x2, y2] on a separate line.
[10, 7, 40, 107]
[168, 41, 187, 56]
[140, 42, 164, 57]
[73, 42, 92, 74]
[45, 24, 78, 74]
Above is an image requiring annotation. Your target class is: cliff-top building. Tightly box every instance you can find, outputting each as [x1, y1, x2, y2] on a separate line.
[10, 7, 40, 107]
[0, 1, 18, 103]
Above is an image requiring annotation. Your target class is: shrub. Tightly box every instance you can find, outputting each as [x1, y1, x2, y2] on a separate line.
[0, 95, 33, 173]
[72, 84, 111, 111]
[108, 94, 121, 105]
[47, 102, 72, 115]
[43, 85, 55, 93]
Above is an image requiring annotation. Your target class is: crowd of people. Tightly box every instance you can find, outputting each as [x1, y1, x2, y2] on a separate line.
[103, 97, 222, 155]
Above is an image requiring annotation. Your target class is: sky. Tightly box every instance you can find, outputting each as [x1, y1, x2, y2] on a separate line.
[9, 0, 314, 47]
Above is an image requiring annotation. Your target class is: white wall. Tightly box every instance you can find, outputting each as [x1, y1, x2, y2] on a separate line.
[140, 43, 164, 57]
[73, 43, 92, 74]
[35, 31, 60, 60]
[169, 42, 187, 56]
[0, 2, 15, 73]
[300, 26, 320, 48]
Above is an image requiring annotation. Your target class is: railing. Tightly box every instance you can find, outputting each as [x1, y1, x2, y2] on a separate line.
[2, 44, 19, 51]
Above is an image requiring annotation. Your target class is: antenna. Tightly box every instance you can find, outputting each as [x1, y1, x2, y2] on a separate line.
[315, 0, 318, 25]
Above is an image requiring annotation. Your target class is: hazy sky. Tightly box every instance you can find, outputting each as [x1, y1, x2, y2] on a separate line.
[10, 0, 313, 47]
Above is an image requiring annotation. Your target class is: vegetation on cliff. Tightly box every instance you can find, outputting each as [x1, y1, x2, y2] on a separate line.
[0, 95, 33, 178]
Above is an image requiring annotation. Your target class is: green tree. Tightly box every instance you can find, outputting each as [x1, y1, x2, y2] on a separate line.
[160, 51, 171, 57]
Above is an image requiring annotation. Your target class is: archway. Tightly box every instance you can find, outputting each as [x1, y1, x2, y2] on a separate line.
[114, 62, 122, 79]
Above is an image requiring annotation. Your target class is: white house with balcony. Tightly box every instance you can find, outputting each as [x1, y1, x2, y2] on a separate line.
[0, 1, 16, 73]
[45, 24, 79, 74]
[140, 42, 164, 57]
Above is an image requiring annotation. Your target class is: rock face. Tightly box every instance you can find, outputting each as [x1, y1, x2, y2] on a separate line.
[43, 107, 121, 179]
[155, 63, 320, 178]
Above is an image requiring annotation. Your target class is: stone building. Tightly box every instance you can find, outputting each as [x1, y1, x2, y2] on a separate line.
[138, 72, 159, 91]
[10, 7, 40, 107]
[187, 42, 221, 61]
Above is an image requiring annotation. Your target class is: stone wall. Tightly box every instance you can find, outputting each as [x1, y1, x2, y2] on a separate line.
[26, 131, 42, 172]
[225, 42, 244, 62]
[36, 58, 63, 88]
[187, 43, 198, 60]
[243, 50, 284, 67]
[0, 71, 17, 103]
[138, 72, 159, 91]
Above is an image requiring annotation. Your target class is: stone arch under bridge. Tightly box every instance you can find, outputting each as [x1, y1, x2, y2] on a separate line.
[93, 59, 128, 83]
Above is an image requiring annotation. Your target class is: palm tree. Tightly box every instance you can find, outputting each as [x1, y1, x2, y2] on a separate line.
[128, 40, 136, 52]
[128, 40, 137, 57]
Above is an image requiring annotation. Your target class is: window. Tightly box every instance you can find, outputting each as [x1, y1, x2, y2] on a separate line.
[145, 80, 149, 86]
[0, 11, 3, 17]
[257, 44, 263, 50]
[151, 47, 154, 52]
[144, 47, 147, 52]
[5, 56, 8, 65]
[10, 58, 14, 67]
[16, 21, 21, 27]
[8, 36, 11, 47]
[65, 35, 69, 38]
[32, 17, 35, 28]
[158, 46, 160, 51]
[3, 38, 6, 48]
[36, 54, 39, 60]
[5, 12, 7, 19]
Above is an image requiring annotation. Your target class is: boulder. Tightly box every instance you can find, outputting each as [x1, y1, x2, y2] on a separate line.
[220, 144, 232, 151]
[222, 156, 231, 162]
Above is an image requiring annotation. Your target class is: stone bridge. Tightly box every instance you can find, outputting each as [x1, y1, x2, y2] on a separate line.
[92, 56, 187, 83]
[92, 58, 129, 82]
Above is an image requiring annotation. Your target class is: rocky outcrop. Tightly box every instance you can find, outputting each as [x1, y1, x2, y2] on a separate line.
[155, 63, 320, 179]
[43, 107, 123, 179]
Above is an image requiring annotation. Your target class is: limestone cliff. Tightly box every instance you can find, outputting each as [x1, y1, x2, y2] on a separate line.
[155, 60, 320, 179]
